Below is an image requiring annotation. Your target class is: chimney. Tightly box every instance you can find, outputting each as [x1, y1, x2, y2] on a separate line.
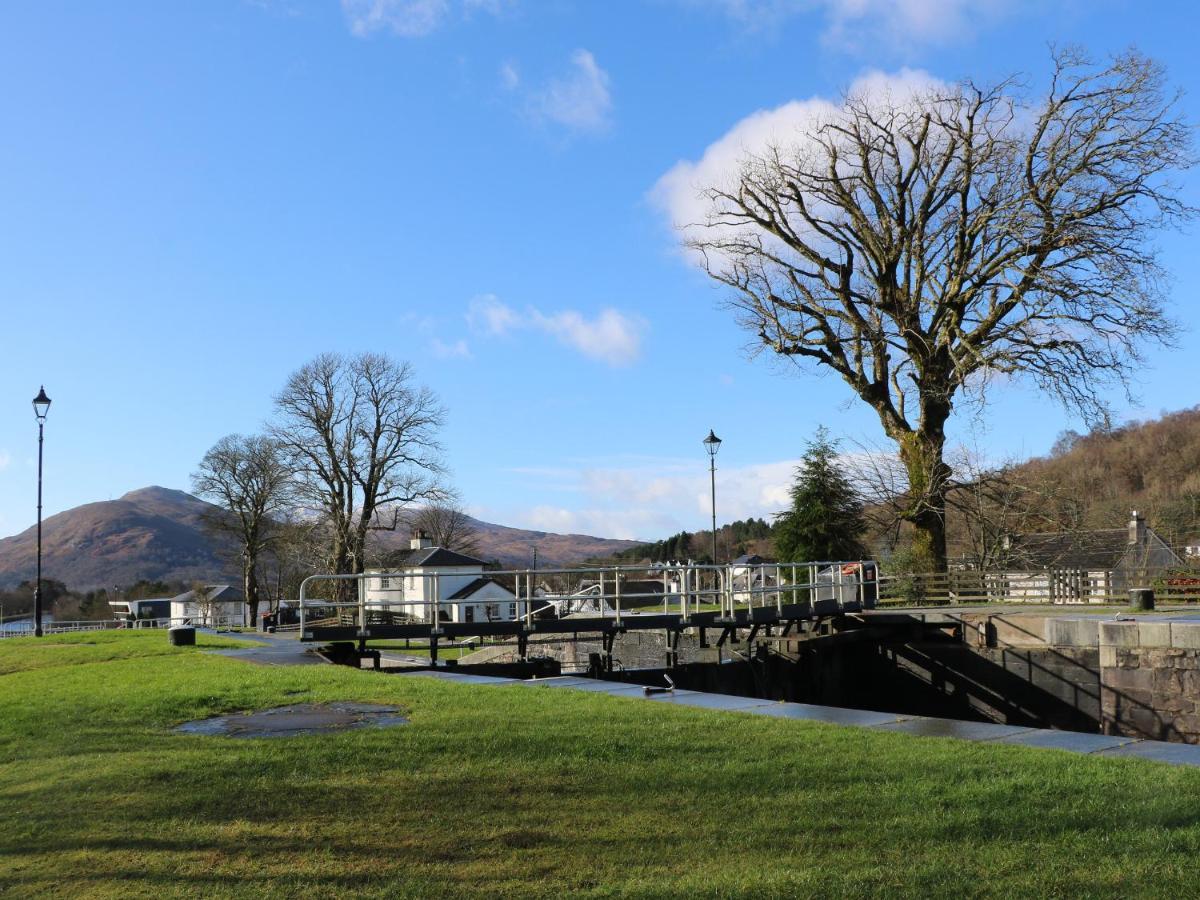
[410, 529, 432, 550]
[1129, 510, 1146, 546]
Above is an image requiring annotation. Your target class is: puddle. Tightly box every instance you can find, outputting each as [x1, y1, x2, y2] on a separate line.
[175, 702, 407, 739]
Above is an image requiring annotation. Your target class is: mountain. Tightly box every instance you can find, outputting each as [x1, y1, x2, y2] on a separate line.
[0, 486, 640, 590]
[0, 487, 239, 591]
[398, 517, 640, 569]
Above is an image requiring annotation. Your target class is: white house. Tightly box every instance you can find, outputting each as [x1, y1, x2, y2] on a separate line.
[168, 585, 251, 627]
[363, 531, 522, 625]
[730, 554, 773, 605]
[995, 511, 1182, 603]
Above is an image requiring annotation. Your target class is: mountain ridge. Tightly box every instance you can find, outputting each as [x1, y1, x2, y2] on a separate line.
[0, 486, 640, 589]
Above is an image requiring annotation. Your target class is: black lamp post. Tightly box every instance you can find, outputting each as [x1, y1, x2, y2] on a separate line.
[33, 387, 51, 638]
[703, 429, 722, 564]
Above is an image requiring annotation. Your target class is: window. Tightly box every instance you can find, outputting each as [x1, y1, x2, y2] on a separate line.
[380, 576, 390, 590]
[509, 602, 518, 619]
[485, 603, 499, 621]
[464, 605, 475, 623]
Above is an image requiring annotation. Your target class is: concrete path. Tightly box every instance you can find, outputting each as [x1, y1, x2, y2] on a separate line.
[207, 635, 1200, 766]
[398, 670, 1200, 768]
[201, 630, 329, 667]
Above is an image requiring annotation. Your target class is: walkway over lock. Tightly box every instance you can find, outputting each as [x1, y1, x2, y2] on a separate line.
[298, 560, 878, 665]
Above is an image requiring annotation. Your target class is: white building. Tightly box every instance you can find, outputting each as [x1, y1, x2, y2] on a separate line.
[363, 531, 522, 625]
[168, 585, 251, 627]
[995, 511, 1182, 603]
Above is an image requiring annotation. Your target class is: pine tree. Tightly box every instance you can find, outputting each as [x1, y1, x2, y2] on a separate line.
[773, 427, 867, 562]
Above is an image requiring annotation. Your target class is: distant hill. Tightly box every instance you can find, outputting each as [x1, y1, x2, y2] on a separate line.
[0, 486, 641, 590]
[0, 487, 238, 591]
[991, 406, 1200, 548]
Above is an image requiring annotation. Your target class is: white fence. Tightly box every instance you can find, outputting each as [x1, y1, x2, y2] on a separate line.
[0, 615, 246, 639]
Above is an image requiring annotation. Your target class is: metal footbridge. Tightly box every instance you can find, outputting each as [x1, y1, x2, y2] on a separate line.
[298, 560, 878, 665]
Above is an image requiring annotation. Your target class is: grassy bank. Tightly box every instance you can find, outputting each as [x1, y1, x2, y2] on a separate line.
[2, 632, 1200, 897]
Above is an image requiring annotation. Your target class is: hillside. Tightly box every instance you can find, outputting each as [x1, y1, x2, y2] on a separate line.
[936, 406, 1200, 563]
[1005, 407, 1200, 543]
[0, 487, 239, 590]
[1022, 408, 1200, 537]
[0, 487, 640, 590]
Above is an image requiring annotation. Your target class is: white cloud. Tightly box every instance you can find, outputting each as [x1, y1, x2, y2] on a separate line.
[498, 446, 897, 539]
[341, 0, 448, 36]
[499, 61, 520, 90]
[467, 293, 519, 336]
[685, 0, 1018, 49]
[430, 337, 472, 359]
[529, 308, 644, 366]
[500, 456, 802, 540]
[529, 49, 612, 134]
[467, 296, 646, 367]
[341, 0, 508, 37]
[650, 68, 946, 265]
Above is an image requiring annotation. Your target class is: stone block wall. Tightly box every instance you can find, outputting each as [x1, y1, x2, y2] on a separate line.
[1097, 621, 1200, 742]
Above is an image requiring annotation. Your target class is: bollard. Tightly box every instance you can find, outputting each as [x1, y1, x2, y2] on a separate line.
[1128, 588, 1155, 612]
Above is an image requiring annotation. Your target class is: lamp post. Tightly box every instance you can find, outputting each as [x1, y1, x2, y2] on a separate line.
[703, 429, 722, 565]
[32, 387, 51, 638]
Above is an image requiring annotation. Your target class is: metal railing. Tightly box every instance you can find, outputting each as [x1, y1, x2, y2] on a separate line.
[298, 560, 879, 636]
[0, 614, 248, 638]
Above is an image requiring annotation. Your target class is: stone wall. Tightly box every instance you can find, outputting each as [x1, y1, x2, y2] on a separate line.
[456, 608, 1200, 743]
[878, 611, 1200, 743]
[1097, 621, 1200, 742]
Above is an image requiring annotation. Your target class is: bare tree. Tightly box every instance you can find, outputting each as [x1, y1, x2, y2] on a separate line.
[942, 449, 1071, 569]
[271, 353, 448, 596]
[189, 582, 221, 627]
[259, 511, 327, 607]
[408, 502, 482, 556]
[192, 434, 292, 625]
[687, 50, 1192, 569]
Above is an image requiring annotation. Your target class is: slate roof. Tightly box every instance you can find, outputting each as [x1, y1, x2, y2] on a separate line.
[392, 547, 487, 568]
[1006, 529, 1137, 570]
[731, 554, 767, 566]
[169, 584, 246, 604]
[445, 577, 511, 601]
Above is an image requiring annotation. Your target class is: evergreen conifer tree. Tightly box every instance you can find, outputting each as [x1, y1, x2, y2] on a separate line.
[773, 427, 867, 562]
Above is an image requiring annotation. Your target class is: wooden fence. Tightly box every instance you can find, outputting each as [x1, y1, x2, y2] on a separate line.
[877, 566, 1200, 607]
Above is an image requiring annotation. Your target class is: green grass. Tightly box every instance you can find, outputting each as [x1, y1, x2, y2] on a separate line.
[3, 633, 1200, 897]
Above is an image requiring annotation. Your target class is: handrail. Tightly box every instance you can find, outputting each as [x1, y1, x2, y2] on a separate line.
[297, 560, 879, 635]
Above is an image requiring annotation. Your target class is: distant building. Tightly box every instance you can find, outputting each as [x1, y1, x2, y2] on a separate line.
[363, 531, 522, 624]
[996, 511, 1182, 603]
[168, 585, 250, 627]
[730, 554, 772, 604]
[108, 597, 172, 624]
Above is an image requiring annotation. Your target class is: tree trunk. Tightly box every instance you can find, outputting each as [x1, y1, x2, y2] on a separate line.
[243, 557, 259, 629]
[331, 533, 356, 604]
[896, 429, 951, 572]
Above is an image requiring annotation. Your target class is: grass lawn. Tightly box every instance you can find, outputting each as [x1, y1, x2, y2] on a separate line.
[3, 633, 1200, 897]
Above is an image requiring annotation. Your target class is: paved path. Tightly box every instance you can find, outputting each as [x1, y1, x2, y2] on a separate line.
[202, 631, 330, 667]
[397, 670, 1200, 768]
[207, 635, 1200, 766]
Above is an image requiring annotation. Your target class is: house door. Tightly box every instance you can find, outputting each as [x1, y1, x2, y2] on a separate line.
[464, 605, 474, 623]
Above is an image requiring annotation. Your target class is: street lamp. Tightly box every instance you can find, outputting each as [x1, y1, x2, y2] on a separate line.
[703, 429, 722, 565]
[32, 387, 51, 638]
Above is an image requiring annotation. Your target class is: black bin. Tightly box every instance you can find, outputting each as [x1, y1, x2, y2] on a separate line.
[168, 626, 196, 647]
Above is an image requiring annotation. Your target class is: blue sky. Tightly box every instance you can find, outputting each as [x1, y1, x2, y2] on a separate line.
[0, 0, 1197, 541]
